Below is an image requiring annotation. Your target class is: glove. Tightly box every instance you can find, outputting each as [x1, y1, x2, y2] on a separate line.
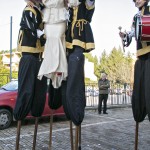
[37, 29, 44, 38]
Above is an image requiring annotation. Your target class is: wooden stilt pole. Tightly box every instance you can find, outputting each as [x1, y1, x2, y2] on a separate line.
[49, 110, 53, 150]
[135, 122, 139, 150]
[70, 121, 74, 150]
[32, 117, 39, 150]
[75, 126, 79, 150]
[78, 125, 81, 150]
[16, 120, 21, 150]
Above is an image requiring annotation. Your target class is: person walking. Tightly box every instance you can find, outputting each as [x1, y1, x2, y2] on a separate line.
[98, 73, 110, 114]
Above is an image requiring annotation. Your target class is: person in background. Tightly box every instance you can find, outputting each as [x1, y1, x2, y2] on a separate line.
[98, 73, 110, 114]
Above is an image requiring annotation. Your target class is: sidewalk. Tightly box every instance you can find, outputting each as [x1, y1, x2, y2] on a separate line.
[0, 107, 149, 150]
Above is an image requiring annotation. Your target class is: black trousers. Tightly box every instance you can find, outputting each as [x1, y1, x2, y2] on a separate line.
[13, 54, 47, 121]
[62, 46, 86, 126]
[98, 94, 108, 113]
[131, 53, 150, 122]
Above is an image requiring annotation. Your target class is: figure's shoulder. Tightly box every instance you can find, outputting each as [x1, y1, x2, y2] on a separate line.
[24, 6, 37, 16]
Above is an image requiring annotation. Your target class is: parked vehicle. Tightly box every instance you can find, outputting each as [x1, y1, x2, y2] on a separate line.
[0, 80, 64, 130]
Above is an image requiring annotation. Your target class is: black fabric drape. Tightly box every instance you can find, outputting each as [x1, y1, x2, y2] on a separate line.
[13, 55, 47, 120]
[61, 81, 71, 120]
[144, 59, 150, 121]
[62, 46, 86, 126]
[132, 59, 147, 122]
[48, 79, 62, 110]
[31, 65, 47, 117]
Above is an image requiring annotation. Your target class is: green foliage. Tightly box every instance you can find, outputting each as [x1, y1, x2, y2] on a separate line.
[97, 47, 134, 84]
[0, 48, 17, 54]
[85, 47, 134, 85]
[0, 54, 18, 86]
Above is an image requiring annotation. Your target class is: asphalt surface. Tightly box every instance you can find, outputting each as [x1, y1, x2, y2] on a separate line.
[0, 107, 150, 150]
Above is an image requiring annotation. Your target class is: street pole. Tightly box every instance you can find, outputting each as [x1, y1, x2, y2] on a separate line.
[10, 16, 12, 81]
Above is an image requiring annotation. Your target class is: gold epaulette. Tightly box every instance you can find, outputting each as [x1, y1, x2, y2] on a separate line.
[24, 7, 37, 16]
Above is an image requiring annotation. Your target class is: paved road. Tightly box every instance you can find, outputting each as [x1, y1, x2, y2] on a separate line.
[0, 107, 149, 150]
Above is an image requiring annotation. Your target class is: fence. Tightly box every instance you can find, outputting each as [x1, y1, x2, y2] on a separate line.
[85, 82, 132, 107]
[0, 77, 132, 108]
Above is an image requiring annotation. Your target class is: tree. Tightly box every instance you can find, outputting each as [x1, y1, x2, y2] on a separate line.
[95, 47, 134, 84]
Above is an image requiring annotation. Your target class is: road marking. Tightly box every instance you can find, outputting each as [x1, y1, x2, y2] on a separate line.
[0, 118, 133, 141]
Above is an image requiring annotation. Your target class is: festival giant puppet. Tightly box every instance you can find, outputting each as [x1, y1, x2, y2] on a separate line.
[14, 0, 47, 149]
[61, 0, 95, 149]
[119, 0, 150, 149]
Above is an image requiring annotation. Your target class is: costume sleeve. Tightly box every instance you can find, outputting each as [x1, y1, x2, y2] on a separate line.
[123, 16, 136, 47]
[123, 29, 134, 47]
[23, 9, 38, 37]
[37, 29, 44, 38]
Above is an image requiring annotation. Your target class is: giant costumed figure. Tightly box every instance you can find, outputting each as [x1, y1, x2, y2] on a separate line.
[22, 0, 95, 149]
[119, 0, 150, 149]
[13, 0, 47, 149]
[38, 0, 69, 149]
[62, 0, 95, 149]
[24, 0, 68, 149]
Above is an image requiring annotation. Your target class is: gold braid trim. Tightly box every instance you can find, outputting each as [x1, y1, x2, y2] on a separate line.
[136, 45, 150, 56]
[71, 6, 78, 38]
[66, 39, 95, 50]
[76, 19, 88, 36]
[17, 45, 44, 53]
[24, 7, 37, 16]
[71, 7, 88, 37]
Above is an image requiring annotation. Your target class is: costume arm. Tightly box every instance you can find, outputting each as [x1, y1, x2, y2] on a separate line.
[123, 30, 134, 47]
[122, 16, 136, 47]
[23, 9, 38, 37]
[23, 9, 44, 39]
[37, 29, 44, 38]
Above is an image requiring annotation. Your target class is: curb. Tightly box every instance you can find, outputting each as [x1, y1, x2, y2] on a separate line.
[85, 104, 131, 110]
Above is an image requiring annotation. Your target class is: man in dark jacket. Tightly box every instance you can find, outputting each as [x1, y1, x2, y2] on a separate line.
[98, 73, 110, 114]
